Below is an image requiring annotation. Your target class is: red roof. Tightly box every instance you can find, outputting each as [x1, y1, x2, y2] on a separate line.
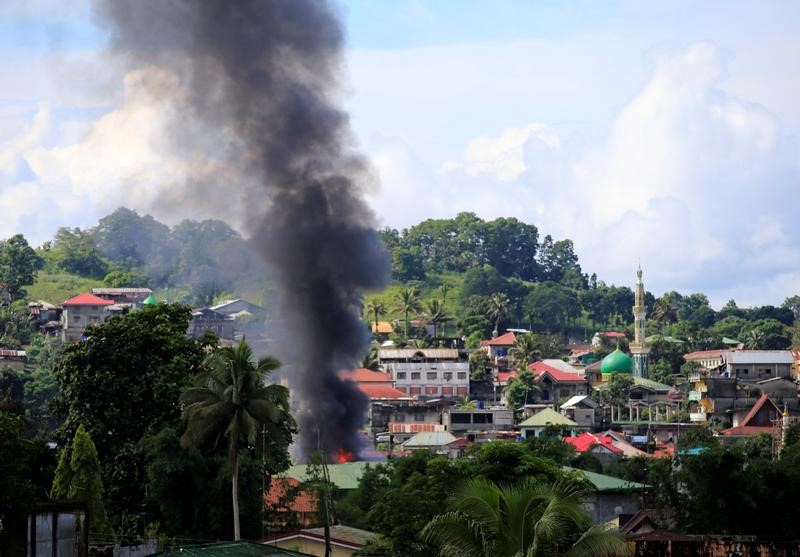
[359, 385, 410, 400]
[528, 361, 587, 383]
[481, 331, 517, 346]
[496, 371, 517, 384]
[600, 331, 626, 338]
[264, 477, 317, 513]
[564, 432, 622, 454]
[721, 394, 781, 436]
[448, 437, 472, 447]
[343, 368, 394, 383]
[62, 293, 114, 306]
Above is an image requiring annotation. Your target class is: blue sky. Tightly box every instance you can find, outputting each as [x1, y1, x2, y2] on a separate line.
[0, 1, 799, 307]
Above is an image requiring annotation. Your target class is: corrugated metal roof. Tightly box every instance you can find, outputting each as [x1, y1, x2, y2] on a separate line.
[402, 431, 457, 448]
[560, 395, 598, 409]
[284, 462, 369, 490]
[379, 348, 459, 360]
[519, 408, 577, 428]
[385, 362, 468, 371]
[725, 351, 793, 364]
[153, 541, 310, 556]
[563, 466, 648, 492]
[91, 288, 152, 294]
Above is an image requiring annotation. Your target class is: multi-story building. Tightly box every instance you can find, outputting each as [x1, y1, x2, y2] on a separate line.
[380, 348, 469, 399]
[686, 350, 796, 423]
[61, 293, 114, 342]
[443, 407, 514, 434]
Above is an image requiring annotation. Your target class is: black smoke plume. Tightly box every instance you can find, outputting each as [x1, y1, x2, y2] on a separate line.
[94, 0, 390, 457]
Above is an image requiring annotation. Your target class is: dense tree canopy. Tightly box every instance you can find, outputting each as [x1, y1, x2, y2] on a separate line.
[52, 303, 212, 514]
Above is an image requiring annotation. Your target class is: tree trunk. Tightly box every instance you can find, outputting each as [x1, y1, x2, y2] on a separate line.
[232, 446, 240, 540]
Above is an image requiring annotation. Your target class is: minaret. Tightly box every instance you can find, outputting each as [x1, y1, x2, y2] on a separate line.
[631, 265, 649, 378]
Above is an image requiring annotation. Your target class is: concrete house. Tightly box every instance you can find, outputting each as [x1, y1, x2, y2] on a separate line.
[380, 348, 469, 399]
[518, 408, 578, 439]
[61, 293, 114, 342]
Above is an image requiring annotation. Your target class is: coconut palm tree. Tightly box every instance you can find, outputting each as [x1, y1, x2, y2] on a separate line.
[422, 477, 630, 557]
[394, 287, 422, 338]
[652, 295, 678, 324]
[508, 333, 541, 371]
[180, 340, 294, 540]
[745, 327, 765, 350]
[365, 297, 387, 333]
[426, 299, 452, 338]
[361, 345, 382, 371]
[486, 293, 510, 338]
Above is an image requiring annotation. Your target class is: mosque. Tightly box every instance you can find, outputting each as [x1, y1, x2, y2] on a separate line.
[599, 265, 650, 381]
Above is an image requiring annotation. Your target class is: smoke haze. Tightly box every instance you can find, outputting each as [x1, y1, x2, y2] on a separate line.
[93, 0, 390, 456]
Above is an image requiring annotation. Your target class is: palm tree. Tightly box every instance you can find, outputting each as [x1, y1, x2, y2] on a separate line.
[361, 345, 382, 371]
[422, 477, 630, 557]
[508, 333, 541, 371]
[426, 299, 452, 338]
[745, 328, 765, 350]
[365, 297, 386, 332]
[394, 287, 422, 338]
[486, 293, 510, 338]
[525, 309, 537, 332]
[652, 295, 678, 324]
[180, 340, 294, 540]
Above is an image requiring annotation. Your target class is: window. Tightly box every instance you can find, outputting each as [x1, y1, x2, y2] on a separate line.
[427, 372, 437, 381]
[92, 306, 98, 311]
[473, 413, 493, 424]
[443, 372, 452, 381]
[414, 414, 425, 422]
[394, 413, 405, 422]
[411, 372, 421, 381]
[457, 372, 467, 380]
[451, 413, 471, 424]
[396, 372, 406, 380]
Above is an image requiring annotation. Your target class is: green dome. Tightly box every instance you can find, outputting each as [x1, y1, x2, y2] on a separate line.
[600, 348, 633, 374]
[142, 294, 158, 305]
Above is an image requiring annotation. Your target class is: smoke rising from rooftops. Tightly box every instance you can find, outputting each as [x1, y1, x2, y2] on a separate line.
[93, 0, 390, 457]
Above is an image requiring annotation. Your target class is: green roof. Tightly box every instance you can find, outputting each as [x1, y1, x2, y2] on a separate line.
[519, 408, 577, 428]
[722, 337, 740, 345]
[563, 466, 648, 492]
[631, 376, 673, 392]
[142, 294, 158, 305]
[284, 461, 370, 490]
[600, 349, 633, 374]
[152, 541, 311, 556]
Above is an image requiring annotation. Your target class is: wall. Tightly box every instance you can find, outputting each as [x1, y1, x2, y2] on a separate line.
[631, 538, 800, 556]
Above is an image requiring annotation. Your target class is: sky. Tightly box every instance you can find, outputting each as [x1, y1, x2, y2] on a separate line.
[0, 1, 799, 307]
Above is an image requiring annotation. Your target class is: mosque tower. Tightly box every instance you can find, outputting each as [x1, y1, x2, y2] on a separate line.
[630, 265, 649, 378]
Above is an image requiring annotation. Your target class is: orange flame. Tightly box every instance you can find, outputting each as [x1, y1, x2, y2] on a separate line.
[336, 449, 355, 463]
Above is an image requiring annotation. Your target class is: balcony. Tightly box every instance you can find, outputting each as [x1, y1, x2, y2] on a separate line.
[689, 411, 708, 423]
[688, 391, 703, 401]
[687, 371, 704, 382]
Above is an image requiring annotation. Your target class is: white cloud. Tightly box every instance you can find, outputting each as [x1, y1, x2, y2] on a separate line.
[358, 42, 800, 306]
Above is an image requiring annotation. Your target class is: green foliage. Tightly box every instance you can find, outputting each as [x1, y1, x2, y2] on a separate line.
[421, 477, 628, 557]
[25, 272, 105, 306]
[50, 227, 109, 279]
[103, 268, 151, 288]
[51, 424, 112, 535]
[0, 411, 55, 555]
[525, 281, 579, 332]
[739, 318, 791, 349]
[140, 426, 264, 539]
[505, 369, 538, 411]
[0, 234, 42, 301]
[468, 350, 491, 380]
[0, 306, 33, 348]
[594, 374, 633, 407]
[52, 303, 210, 522]
[180, 340, 295, 540]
